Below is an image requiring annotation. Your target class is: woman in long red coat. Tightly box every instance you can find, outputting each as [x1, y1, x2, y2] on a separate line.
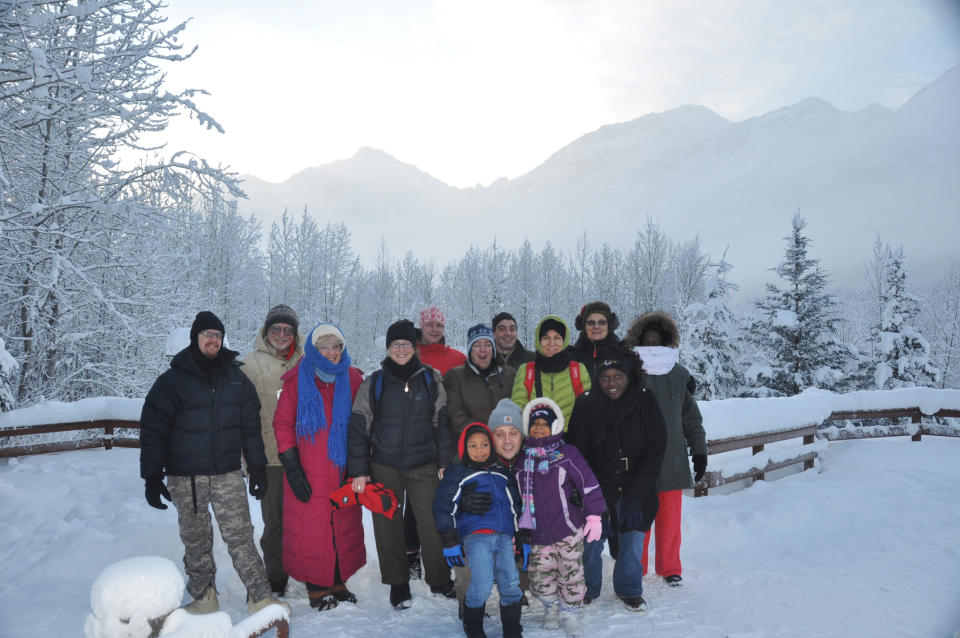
[273, 323, 365, 611]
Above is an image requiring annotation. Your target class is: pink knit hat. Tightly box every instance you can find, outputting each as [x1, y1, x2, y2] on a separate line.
[419, 306, 445, 326]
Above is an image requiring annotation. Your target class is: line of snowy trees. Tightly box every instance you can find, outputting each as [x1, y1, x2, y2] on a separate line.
[2, 2, 957, 412]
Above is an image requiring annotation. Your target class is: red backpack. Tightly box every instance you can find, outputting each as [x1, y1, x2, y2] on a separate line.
[521, 361, 585, 400]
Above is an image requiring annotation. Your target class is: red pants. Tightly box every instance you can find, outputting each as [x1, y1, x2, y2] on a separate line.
[641, 489, 682, 577]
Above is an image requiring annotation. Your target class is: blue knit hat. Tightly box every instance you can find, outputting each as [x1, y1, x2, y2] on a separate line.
[466, 323, 496, 358]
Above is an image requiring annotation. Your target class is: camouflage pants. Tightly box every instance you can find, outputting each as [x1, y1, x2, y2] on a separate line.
[167, 471, 270, 601]
[528, 529, 586, 606]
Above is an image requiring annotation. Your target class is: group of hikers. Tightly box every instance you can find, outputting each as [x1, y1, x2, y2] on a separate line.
[138, 301, 707, 638]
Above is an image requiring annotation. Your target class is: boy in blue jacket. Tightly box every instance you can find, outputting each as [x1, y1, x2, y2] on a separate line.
[434, 422, 524, 638]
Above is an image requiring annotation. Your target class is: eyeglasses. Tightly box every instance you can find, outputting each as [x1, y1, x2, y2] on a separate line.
[586, 319, 608, 327]
[199, 330, 223, 340]
[389, 341, 414, 351]
[318, 343, 343, 353]
[269, 325, 294, 336]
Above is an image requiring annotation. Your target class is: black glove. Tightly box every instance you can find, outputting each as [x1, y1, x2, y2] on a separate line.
[458, 482, 492, 515]
[279, 448, 312, 503]
[619, 506, 644, 532]
[145, 474, 171, 510]
[247, 465, 268, 500]
[692, 454, 708, 483]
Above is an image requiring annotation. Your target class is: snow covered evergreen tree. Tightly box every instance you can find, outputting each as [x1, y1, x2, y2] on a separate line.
[682, 252, 742, 399]
[871, 245, 939, 388]
[0, 336, 18, 412]
[746, 214, 848, 396]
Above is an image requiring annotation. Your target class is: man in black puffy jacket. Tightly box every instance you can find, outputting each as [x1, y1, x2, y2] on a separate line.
[140, 311, 288, 615]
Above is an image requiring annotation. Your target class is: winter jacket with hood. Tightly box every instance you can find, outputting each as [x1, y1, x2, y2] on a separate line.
[140, 347, 266, 479]
[567, 367, 667, 533]
[272, 360, 365, 586]
[443, 359, 517, 440]
[510, 315, 592, 428]
[241, 327, 304, 466]
[626, 311, 707, 492]
[433, 423, 521, 541]
[515, 397, 605, 546]
[567, 330, 626, 386]
[347, 361, 455, 477]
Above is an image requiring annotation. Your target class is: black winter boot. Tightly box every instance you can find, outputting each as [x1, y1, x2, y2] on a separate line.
[462, 603, 487, 638]
[500, 600, 523, 638]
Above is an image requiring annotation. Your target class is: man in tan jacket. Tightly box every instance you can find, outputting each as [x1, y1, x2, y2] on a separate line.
[241, 304, 304, 596]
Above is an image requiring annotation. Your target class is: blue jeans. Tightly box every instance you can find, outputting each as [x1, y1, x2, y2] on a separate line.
[462, 532, 522, 608]
[584, 505, 646, 599]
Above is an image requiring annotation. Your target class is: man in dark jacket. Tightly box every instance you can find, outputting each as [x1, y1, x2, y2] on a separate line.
[492, 312, 535, 370]
[140, 311, 288, 615]
[567, 353, 667, 612]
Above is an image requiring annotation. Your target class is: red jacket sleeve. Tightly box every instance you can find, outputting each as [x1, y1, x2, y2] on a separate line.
[273, 374, 300, 454]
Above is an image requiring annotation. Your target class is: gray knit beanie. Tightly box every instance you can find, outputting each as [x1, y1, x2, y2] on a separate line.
[487, 398, 523, 437]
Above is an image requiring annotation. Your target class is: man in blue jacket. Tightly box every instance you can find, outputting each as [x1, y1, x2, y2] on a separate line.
[140, 311, 288, 615]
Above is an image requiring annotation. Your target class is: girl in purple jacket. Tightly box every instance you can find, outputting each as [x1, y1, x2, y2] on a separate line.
[516, 397, 605, 638]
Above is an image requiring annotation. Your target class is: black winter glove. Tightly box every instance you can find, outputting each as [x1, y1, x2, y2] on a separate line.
[692, 454, 708, 483]
[279, 448, 312, 503]
[619, 506, 644, 532]
[458, 482, 493, 515]
[145, 474, 171, 510]
[247, 465, 268, 500]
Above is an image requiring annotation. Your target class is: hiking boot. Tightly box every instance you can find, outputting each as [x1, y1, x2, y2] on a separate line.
[500, 600, 523, 638]
[183, 586, 218, 614]
[247, 594, 292, 615]
[308, 586, 339, 611]
[462, 603, 487, 638]
[407, 550, 422, 580]
[430, 581, 457, 599]
[332, 582, 358, 604]
[270, 576, 288, 597]
[618, 594, 648, 612]
[664, 574, 683, 587]
[390, 583, 412, 610]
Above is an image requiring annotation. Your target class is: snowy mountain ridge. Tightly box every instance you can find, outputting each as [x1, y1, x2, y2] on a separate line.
[237, 64, 960, 292]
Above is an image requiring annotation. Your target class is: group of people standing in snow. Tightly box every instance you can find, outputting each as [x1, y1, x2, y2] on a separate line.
[138, 300, 707, 638]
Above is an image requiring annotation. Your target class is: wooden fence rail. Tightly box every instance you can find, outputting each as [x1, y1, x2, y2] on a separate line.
[695, 407, 960, 496]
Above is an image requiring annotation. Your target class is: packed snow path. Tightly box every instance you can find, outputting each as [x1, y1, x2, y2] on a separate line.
[0, 438, 958, 637]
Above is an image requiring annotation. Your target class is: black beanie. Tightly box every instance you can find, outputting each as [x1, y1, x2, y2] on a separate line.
[190, 311, 225, 345]
[538, 318, 566, 341]
[385, 319, 417, 348]
[598, 357, 633, 376]
[264, 304, 299, 333]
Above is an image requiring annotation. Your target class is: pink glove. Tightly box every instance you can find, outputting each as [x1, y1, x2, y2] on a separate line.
[583, 514, 603, 543]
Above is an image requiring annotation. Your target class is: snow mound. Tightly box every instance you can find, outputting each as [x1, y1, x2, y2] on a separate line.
[84, 556, 184, 638]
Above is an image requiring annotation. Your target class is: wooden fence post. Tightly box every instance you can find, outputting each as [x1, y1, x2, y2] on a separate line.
[752, 443, 765, 481]
[803, 433, 814, 470]
[911, 409, 922, 442]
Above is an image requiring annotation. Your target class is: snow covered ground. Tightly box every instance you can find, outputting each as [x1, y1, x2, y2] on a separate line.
[1, 437, 959, 637]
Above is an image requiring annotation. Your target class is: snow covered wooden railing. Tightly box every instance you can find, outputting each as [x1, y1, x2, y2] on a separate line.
[0, 420, 140, 458]
[695, 388, 960, 496]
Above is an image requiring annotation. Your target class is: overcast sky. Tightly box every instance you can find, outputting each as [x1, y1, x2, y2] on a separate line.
[156, 0, 960, 188]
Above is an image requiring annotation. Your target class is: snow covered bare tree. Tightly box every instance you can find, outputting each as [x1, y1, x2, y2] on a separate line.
[0, 336, 18, 412]
[0, 0, 241, 403]
[746, 214, 848, 396]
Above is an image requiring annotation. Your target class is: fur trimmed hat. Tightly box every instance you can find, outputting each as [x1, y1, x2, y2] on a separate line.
[575, 301, 619, 332]
[625, 311, 680, 349]
[521, 396, 565, 436]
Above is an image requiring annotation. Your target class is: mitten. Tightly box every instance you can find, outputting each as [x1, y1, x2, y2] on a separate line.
[144, 474, 171, 510]
[583, 514, 603, 543]
[619, 507, 644, 532]
[247, 465, 268, 500]
[692, 454, 708, 483]
[279, 448, 312, 503]
[458, 482, 492, 514]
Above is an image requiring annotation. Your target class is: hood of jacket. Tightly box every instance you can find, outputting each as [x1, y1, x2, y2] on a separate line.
[625, 311, 680, 349]
[534, 315, 571, 355]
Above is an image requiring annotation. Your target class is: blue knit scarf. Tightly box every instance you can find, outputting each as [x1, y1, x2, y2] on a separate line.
[296, 325, 353, 469]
